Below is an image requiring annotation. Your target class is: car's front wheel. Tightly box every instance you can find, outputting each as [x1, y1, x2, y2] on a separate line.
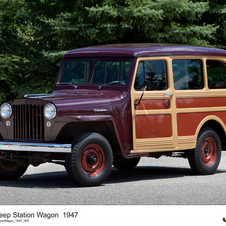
[65, 132, 113, 186]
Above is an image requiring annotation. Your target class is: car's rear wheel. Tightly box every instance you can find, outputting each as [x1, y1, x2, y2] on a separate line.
[188, 128, 221, 175]
[65, 132, 113, 186]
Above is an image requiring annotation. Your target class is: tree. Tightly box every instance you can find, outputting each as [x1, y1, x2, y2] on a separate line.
[0, 0, 67, 101]
[0, 0, 222, 102]
[194, 0, 226, 48]
[44, 0, 217, 48]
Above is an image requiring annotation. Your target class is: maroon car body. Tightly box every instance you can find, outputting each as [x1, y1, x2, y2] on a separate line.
[0, 44, 226, 186]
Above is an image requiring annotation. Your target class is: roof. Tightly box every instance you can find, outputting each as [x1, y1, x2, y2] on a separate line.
[63, 44, 226, 58]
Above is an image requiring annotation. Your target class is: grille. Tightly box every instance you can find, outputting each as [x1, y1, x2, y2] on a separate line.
[13, 104, 44, 140]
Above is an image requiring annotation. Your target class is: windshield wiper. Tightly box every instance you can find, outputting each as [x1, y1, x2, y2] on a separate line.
[98, 81, 126, 90]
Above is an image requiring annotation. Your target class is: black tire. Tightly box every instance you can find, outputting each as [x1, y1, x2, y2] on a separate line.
[65, 132, 113, 186]
[188, 128, 221, 175]
[0, 160, 28, 180]
[113, 157, 140, 170]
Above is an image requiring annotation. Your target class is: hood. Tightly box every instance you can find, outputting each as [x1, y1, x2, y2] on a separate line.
[24, 92, 113, 116]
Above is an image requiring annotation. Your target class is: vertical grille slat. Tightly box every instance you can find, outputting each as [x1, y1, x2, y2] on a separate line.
[24, 104, 27, 139]
[32, 106, 35, 140]
[36, 106, 38, 140]
[21, 104, 24, 139]
[40, 106, 44, 140]
[13, 104, 44, 141]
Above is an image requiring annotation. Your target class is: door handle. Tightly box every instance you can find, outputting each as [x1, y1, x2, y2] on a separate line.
[164, 93, 174, 96]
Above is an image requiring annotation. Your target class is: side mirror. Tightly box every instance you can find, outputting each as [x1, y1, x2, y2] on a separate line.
[143, 81, 152, 90]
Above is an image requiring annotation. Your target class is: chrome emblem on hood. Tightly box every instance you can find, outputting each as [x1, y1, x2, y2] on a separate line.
[94, 108, 107, 112]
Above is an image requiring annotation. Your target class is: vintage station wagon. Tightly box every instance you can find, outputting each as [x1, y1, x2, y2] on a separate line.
[0, 44, 226, 186]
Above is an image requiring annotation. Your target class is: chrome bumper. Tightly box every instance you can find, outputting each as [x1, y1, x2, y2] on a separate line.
[0, 142, 71, 153]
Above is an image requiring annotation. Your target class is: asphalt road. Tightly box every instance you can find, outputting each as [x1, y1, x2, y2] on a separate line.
[1, 152, 226, 205]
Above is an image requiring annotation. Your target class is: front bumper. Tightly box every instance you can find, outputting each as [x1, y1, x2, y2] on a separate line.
[0, 142, 71, 153]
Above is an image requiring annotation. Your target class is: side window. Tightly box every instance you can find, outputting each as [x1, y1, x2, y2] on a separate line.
[173, 59, 203, 90]
[134, 60, 167, 91]
[207, 60, 226, 89]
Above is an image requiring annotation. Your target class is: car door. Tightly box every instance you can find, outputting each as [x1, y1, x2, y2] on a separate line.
[130, 57, 177, 154]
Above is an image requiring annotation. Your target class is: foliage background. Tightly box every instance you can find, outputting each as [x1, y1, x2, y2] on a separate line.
[0, 0, 226, 101]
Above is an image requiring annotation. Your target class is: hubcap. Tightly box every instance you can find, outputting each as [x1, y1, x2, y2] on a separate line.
[80, 144, 105, 177]
[201, 137, 217, 166]
[87, 155, 97, 165]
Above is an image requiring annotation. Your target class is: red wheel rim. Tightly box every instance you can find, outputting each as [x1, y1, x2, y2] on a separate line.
[201, 137, 217, 166]
[0, 160, 18, 171]
[80, 144, 105, 177]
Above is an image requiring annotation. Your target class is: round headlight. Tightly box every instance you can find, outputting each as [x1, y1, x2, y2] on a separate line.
[0, 103, 12, 119]
[44, 103, 56, 120]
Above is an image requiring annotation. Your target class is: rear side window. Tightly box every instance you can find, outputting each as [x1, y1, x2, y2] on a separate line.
[207, 60, 226, 89]
[173, 59, 203, 90]
[134, 60, 167, 91]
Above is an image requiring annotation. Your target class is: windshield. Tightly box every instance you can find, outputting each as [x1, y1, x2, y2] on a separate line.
[58, 60, 132, 86]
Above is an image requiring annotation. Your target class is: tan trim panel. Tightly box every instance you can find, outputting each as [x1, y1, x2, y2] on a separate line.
[130, 55, 226, 154]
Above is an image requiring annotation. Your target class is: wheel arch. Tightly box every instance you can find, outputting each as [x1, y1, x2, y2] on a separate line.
[55, 120, 123, 156]
[195, 115, 226, 144]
